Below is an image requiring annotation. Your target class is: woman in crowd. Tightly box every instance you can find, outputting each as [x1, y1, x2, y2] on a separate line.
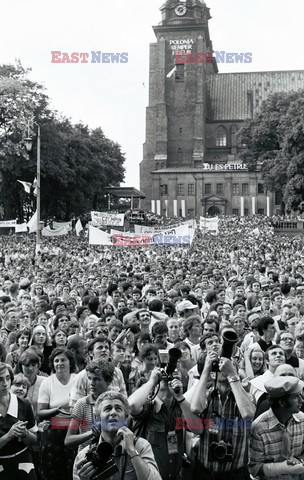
[131, 332, 152, 368]
[230, 314, 248, 346]
[129, 344, 160, 394]
[5, 328, 31, 370]
[240, 348, 266, 386]
[18, 348, 46, 418]
[29, 325, 53, 375]
[37, 347, 77, 480]
[0, 362, 38, 479]
[10, 372, 31, 399]
[175, 341, 195, 392]
[51, 328, 68, 348]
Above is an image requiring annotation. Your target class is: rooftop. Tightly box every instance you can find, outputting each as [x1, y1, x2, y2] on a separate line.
[106, 187, 146, 199]
[207, 70, 304, 121]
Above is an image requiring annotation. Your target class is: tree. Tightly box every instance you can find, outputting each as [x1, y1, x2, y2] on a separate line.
[238, 90, 304, 211]
[0, 61, 125, 220]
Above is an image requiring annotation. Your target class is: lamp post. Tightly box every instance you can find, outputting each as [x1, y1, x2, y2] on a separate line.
[25, 123, 41, 254]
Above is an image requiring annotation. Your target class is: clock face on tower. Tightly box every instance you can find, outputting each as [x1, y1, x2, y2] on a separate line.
[175, 4, 187, 16]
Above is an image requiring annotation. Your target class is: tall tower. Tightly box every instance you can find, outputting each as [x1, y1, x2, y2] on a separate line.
[140, 0, 217, 210]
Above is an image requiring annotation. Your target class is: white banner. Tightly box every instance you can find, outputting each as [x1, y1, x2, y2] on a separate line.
[91, 211, 124, 227]
[27, 211, 37, 233]
[42, 225, 69, 237]
[107, 224, 190, 246]
[200, 216, 219, 233]
[75, 219, 83, 236]
[134, 224, 152, 234]
[53, 221, 72, 232]
[135, 220, 196, 235]
[15, 223, 28, 233]
[183, 219, 197, 229]
[0, 220, 16, 228]
[89, 225, 113, 245]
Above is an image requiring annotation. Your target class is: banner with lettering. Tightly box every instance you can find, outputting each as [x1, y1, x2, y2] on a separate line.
[134, 220, 196, 234]
[91, 211, 124, 227]
[0, 220, 16, 228]
[200, 216, 219, 234]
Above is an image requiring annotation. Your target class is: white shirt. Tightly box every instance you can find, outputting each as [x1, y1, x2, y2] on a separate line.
[38, 373, 77, 409]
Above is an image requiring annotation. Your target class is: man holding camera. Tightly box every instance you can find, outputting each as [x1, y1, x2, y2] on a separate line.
[190, 336, 256, 480]
[73, 391, 161, 480]
[128, 367, 185, 480]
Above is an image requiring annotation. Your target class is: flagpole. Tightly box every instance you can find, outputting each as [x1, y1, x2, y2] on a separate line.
[36, 125, 41, 252]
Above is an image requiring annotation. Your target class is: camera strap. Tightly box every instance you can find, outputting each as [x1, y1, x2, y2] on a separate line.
[121, 437, 139, 480]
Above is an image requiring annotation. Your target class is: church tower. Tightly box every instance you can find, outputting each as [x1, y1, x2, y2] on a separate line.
[140, 0, 217, 211]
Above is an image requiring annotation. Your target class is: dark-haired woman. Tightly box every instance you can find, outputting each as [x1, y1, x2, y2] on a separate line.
[29, 325, 53, 375]
[5, 328, 31, 370]
[18, 348, 46, 418]
[37, 347, 77, 480]
[0, 362, 38, 479]
[51, 328, 68, 348]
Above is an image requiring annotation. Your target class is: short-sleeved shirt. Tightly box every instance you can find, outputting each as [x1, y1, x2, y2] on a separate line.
[38, 373, 77, 409]
[249, 408, 304, 480]
[73, 436, 161, 480]
[0, 393, 38, 457]
[69, 367, 126, 407]
[130, 399, 183, 480]
[71, 395, 95, 452]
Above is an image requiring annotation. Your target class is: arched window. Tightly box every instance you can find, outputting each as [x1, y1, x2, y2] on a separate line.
[177, 148, 183, 163]
[215, 126, 227, 147]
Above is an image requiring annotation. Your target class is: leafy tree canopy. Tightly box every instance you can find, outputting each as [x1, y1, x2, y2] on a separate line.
[238, 90, 304, 211]
[0, 61, 125, 220]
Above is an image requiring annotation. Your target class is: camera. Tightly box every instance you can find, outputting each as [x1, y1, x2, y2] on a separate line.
[85, 441, 119, 480]
[211, 329, 238, 372]
[209, 440, 233, 462]
[161, 348, 182, 394]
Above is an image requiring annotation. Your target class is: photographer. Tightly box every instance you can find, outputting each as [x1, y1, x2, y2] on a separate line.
[190, 329, 256, 480]
[128, 355, 197, 480]
[74, 391, 161, 480]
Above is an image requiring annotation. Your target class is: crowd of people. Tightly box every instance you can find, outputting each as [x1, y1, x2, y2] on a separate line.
[1, 214, 304, 480]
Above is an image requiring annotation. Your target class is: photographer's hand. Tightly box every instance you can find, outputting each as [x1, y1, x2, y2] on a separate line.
[204, 351, 219, 372]
[76, 459, 95, 480]
[117, 426, 136, 456]
[149, 367, 162, 386]
[218, 358, 237, 378]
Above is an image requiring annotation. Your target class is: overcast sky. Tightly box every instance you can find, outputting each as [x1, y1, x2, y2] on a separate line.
[1, 0, 304, 188]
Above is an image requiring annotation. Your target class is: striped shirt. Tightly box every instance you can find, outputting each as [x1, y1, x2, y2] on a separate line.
[71, 395, 95, 452]
[249, 408, 304, 480]
[198, 387, 252, 472]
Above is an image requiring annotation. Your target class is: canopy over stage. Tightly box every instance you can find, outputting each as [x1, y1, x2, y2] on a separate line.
[106, 187, 146, 210]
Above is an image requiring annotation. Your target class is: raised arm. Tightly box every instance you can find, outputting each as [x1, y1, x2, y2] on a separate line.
[128, 368, 161, 415]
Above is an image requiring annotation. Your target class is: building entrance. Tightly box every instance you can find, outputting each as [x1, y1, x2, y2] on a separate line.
[207, 206, 220, 217]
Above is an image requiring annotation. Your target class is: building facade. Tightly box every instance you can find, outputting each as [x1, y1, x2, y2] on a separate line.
[140, 0, 304, 217]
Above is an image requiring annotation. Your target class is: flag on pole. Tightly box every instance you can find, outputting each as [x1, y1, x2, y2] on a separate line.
[75, 219, 83, 236]
[166, 66, 176, 78]
[33, 178, 37, 197]
[17, 180, 32, 194]
[27, 211, 37, 233]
